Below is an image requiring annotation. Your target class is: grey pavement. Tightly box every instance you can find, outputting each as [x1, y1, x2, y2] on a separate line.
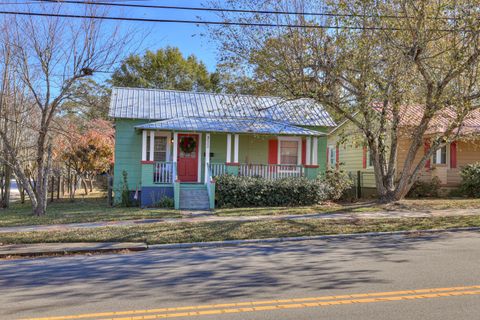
[2, 207, 480, 234]
[1, 230, 479, 319]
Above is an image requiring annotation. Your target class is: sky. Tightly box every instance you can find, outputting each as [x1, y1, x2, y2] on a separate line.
[4, 0, 226, 81]
[112, 0, 221, 72]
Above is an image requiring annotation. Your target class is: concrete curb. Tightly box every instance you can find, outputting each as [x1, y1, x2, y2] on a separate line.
[0, 242, 148, 258]
[148, 227, 480, 250]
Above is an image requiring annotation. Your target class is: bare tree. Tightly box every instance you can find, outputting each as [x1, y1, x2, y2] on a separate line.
[0, 4, 131, 215]
[209, 0, 480, 202]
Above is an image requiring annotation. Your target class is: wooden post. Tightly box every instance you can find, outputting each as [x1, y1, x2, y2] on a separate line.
[149, 131, 155, 161]
[205, 133, 211, 183]
[306, 137, 312, 165]
[57, 176, 60, 199]
[312, 137, 318, 165]
[226, 134, 232, 163]
[173, 132, 178, 163]
[357, 170, 362, 199]
[234, 134, 239, 163]
[142, 130, 147, 161]
[50, 177, 54, 203]
[107, 175, 113, 206]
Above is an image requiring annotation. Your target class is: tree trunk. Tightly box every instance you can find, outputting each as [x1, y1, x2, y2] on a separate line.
[89, 177, 94, 193]
[0, 165, 11, 208]
[82, 177, 89, 195]
[33, 141, 52, 216]
[2, 168, 11, 208]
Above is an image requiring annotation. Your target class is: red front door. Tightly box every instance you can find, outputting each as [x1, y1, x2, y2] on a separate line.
[177, 134, 199, 182]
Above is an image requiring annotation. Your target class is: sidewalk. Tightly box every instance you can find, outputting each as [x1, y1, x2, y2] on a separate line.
[1, 208, 480, 234]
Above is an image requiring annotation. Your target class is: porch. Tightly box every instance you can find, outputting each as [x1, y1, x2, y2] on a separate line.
[136, 118, 326, 210]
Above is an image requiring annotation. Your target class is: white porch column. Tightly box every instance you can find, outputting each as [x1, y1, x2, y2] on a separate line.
[205, 133, 211, 183]
[141, 130, 147, 161]
[234, 134, 239, 163]
[312, 137, 318, 165]
[306, 137, 312, 165]
[173, 132, 178, 163]
[149, 131, 155, 161]
[226, 134, 232, 163]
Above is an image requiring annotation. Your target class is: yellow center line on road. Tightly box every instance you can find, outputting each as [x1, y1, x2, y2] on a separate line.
[22, 285, 480, 320]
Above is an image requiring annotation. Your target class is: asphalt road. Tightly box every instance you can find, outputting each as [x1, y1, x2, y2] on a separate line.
[1, 231, 479, 320]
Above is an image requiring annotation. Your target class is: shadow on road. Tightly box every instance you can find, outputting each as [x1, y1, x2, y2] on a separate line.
[0, 231, 456, 317]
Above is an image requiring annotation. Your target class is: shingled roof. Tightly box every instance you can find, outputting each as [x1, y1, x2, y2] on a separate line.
[108, 87, 336, 127]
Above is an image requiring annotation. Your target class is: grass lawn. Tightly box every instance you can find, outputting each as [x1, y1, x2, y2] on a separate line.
[0, 191, 181, 227]
[391, 198, 480, 211]
[0, 216, 479, 245]
[3, 190, 480, 228]
[214, 202, 346, 216]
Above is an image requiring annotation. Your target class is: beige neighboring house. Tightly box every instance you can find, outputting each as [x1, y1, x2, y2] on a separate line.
[327, 106, 480, 194]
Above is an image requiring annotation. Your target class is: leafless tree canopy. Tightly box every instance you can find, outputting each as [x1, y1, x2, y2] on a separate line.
[0, 3, 132, 215]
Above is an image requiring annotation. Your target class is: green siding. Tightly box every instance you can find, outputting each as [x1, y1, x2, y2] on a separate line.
[113, 119, 145, 203]
[113, 119, 331, 204]
[327, 121, 376, 187]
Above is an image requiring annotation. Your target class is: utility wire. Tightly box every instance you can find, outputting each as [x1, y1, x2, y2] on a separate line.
[0, 10, 462, 32]
[31, 0, 455, 21]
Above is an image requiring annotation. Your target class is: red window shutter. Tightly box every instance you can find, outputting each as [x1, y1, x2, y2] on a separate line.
[424, 140, 431, 169]
[268, 139, 278, 164]
[450, 142, 457, 168]
[335, 146, 339, 165]
[362, 147, 367, 169]
[301, 139, 306, 165]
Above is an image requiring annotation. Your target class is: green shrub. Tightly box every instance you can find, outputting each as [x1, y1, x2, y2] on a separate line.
[407, 176, 441, 198]
[460, 163, 480, 197]
[121, 170, 133, 207]
[447, 188, 465, 198]
[155, 196, 174, 208]
[215, 175, 328, 208]
[321, 169, 354, 200]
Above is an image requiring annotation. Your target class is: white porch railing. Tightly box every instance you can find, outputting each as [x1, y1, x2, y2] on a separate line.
[154, 162, 175, 184]
[210, 163, 227, 177]
[239, 164, 303, 179]
[209, 163, 304, 180]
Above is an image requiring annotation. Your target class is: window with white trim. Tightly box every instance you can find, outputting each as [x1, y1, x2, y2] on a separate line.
[367, 150, 374, 168]
[279, 140, 299, 165]
[147, 133, 168, 162]
[328, 145, 336, 166]
[433, 146, 447, 165]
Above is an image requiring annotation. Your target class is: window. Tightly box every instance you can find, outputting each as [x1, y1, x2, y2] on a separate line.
[367, 150, 374, 168]
[146, 133, 168, 162]
[433, 146, 447, 165]
[328, 145, 336, 166]
[154, 136, 167, 161]
[279, 140, 299, 165]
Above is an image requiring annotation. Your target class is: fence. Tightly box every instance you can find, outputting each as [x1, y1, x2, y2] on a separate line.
[346, 170, 377, 199]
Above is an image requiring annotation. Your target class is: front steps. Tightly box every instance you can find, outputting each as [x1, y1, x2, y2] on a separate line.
[179, 184, 210, 210]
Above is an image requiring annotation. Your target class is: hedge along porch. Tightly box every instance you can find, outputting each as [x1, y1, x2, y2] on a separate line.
[109, 87, 336, 210]
[135, 119, 327, 209]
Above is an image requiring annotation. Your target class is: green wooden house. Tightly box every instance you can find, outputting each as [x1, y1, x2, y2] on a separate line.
[109, 87, 336, 209]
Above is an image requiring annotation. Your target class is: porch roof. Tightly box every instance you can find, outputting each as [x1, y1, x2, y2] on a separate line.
[135, 117, 326, 136]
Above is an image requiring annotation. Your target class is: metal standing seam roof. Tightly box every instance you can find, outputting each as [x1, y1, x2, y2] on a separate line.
[135, 117, 326, 136]
[109, 87, 336, 127]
